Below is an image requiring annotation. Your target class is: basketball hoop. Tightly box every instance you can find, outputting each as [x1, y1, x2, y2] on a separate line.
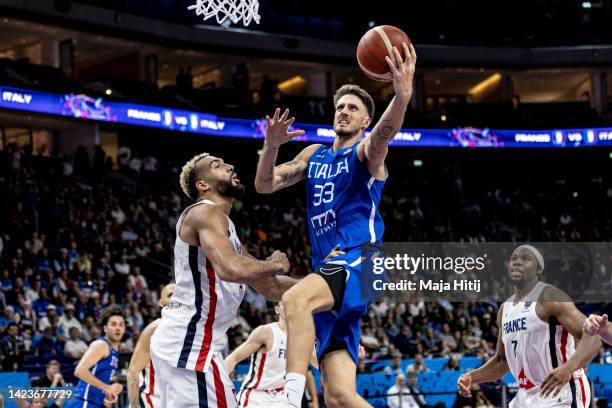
[187, 0, 260, 26]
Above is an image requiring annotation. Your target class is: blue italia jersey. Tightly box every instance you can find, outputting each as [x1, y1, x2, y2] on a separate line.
[73, 338, 119, 406]
[306, 141, 386, 267]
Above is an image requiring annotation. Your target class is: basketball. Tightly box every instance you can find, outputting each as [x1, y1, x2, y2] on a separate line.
[357, 25, 411, 82]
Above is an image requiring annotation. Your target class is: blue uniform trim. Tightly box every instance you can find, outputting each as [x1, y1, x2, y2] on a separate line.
[197, 371, 208, 407]
[178, 245, 203, 368]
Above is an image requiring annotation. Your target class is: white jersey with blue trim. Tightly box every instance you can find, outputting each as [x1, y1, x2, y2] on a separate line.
[502, 281, 589, 407]
[306, 141, 385, 267]
[150, 199, 245, 373]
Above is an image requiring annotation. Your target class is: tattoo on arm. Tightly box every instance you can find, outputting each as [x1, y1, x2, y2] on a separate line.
[373, 123, 398, 142]
[280, 160, 303, 183]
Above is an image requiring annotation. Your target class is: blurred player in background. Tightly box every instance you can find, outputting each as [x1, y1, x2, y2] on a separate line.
[127, 283, 175, 408]
[150, 153, 296, 407]
[64, 307, 126, 408]
[225, 303, 318, 408]
[457, 245, 601, 407]
[255, 42, 417, 408]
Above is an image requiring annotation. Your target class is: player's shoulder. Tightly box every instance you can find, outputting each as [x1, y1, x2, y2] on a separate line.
[183, 202, 227, 228]
[141, 319, 160, 338]
[539, 284, 572, 303]
[252, 323, 275, 337]
[89, 339, 111, 355]
[299, 143, 325, 161]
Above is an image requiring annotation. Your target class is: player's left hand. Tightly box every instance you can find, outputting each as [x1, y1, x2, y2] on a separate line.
[385, 42, 417, 102]
[324, 244, 345, 260]
[540, 365, 573, 398]
[358, 344, 366, 361]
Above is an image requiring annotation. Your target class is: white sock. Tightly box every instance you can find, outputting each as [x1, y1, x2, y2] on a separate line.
[284, 372, 306, 408]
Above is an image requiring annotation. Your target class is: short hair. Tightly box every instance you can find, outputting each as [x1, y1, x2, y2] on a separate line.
[179, 153, 210, 200]
[47, 360, 60, 367]
[100, 306, 126, 328]
[333, 84, 375, 118]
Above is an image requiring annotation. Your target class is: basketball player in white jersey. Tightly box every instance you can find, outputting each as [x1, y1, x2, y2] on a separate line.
[150, 152, 298, 408]
[583, 313, 612, 345]
[225, 303, 318, 408]
[457, 245, 601, 407]
[127, 283, 176, 408]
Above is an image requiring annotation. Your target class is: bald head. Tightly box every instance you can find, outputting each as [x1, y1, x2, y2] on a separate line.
[159, 283, 176, 308]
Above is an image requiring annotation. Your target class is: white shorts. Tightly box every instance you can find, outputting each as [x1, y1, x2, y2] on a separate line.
[140, 392, 161, 408]
[237, 388, 285, 407]
[509, 378, 590, 408]
[151, 349, 237, 408]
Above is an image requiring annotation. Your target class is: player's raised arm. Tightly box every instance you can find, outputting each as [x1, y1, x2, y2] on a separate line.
[457, 305, 510, 398]
[361, 42, 416, 174]
[539, 287, 602, 398]
[224, 325, 271, 374]
[255, 108, 321, 194]
[127, 321, 158, 408]
[190, 204, 289, 283]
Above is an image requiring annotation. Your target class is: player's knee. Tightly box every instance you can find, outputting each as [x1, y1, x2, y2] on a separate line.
[324, 386, 355, 408]
[281, 288, 309, 316]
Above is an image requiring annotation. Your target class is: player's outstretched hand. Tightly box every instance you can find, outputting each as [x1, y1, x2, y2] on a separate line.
[267, 250, 290, 275]
[541, 366, 573, 398]
[457, 372, 473, 398]
[584, 313, 608, 336]
[265, 108, 305, 148]
[324, 244, 345, 260]
[385, 42, 417, 102]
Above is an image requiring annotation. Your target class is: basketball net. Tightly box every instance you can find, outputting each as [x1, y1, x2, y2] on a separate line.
[187, 0, 260, 26]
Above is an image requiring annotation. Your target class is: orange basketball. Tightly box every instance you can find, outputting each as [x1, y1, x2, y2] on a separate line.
[357, 25, 411, 82]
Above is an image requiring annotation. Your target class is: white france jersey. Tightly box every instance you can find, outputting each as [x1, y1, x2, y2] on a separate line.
[237, 323, 287, 405]
[151, 199, 245, 372]
[502, 282, 589, 406]
[140, 319, 160, 408]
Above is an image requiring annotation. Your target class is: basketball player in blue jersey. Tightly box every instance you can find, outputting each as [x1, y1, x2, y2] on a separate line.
[255, 43, 417, 408]
[64, 307, 126, 408]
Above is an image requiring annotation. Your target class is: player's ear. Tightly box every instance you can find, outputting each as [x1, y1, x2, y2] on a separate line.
[362, 117, 372, 129]
[196, 179, 210, 194]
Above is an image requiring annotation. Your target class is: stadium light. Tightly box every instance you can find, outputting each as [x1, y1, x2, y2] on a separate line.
[582, 1, 592, 8]
[413, 159, 423, 167]
[105, 89, 112, 96]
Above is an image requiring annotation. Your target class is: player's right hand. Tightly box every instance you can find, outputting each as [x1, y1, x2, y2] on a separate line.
[264, 108, 305, 148]
[106, 382, 123, 397]
[457, 372, 473, 398]
[267, 250, 290, 274]
[584, 313, 608, 336]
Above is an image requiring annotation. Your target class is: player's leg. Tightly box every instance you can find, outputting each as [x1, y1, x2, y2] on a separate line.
[283, 273, 335, 374]
[282, 273, 336, 407]
[320, 350, 372, 408]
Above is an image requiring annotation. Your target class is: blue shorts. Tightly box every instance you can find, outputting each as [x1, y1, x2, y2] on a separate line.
[313, 248, 368, 364]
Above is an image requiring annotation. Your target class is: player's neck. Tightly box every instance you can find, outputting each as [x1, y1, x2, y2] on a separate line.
[333, 133, 361, 152]
[197, 193, 233, 215]
[105, 336, 120, 350]
[513, 279, 539, 301]
[277, 318, 287, 332]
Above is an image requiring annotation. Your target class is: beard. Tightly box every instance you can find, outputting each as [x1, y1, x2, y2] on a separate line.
[217, 174, 245, 198]
[334, 123, 361, 138]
